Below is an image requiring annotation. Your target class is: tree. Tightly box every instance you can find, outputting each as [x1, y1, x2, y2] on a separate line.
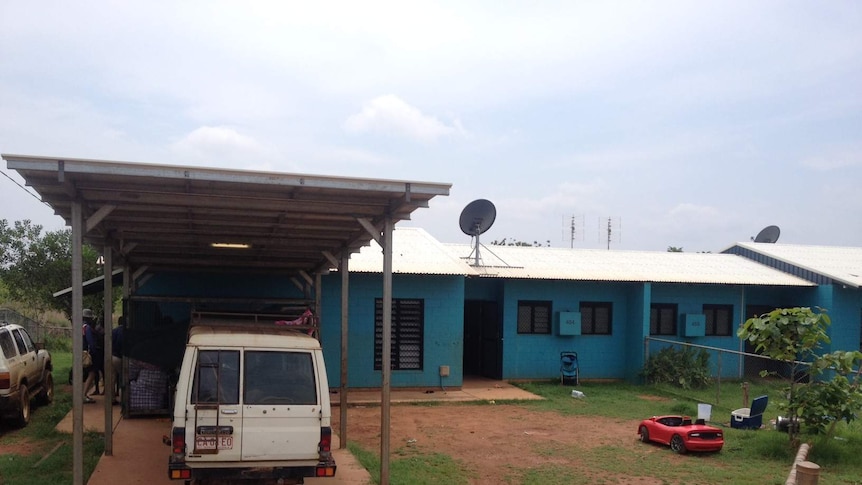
[0, 219, 103, 319]
[738, 307, 862, 441]
[667, 246, 683, 252]
[490, 238, 551, 247]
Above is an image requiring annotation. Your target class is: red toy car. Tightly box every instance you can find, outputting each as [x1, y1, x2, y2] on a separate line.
[637, 415, 724, 454]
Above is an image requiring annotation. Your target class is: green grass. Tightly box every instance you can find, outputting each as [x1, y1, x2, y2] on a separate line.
[512, 379, 862, 485]
[346, 379, 862, 485]
[0, 351, 104, 485]
[348, 441, 473, 485]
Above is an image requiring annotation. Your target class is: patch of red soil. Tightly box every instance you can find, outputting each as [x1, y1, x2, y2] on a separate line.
[0, 430, 39, 456]
[637, 394, 671, 402]
[334, 404, 668, 484]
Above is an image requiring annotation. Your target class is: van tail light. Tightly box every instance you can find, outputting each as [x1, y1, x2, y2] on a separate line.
[315, 426, 337, 477]
[171, 428, 186, 456]
[0, 372, 10, 390]
[319, 426, 332, 453]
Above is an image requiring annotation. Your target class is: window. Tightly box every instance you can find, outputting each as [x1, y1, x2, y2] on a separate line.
[580, 302, 612, 335]
[0, 330, 16, 358]
[244, 351, 317, 405]
[375, 298, 424, 371]
[703, 304, 733, 336]
[192, 350, 239, 404]
[517, 301, 552, 334]
[17, 328, 36, 353]
[650, 303, 677, 336]
[11, 329, 28, 355]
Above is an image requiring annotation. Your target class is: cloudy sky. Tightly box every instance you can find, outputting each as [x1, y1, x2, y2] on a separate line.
[1, 1, 860, 252]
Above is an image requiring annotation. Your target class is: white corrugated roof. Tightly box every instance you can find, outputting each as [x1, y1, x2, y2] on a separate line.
[346, 227, 476, 275]
[728, 242, 862, 288]
[440, 243, 815, 286]
[345, 228, 813, 286]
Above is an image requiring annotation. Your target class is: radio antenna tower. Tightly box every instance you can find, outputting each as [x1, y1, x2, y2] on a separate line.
[601, 217, 621, 249]
[563, 214, 584, 248]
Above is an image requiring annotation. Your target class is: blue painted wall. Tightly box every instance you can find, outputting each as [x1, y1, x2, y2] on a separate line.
[826, 285, 862, 354]
[498, 279, 633, 380]
[624, 283, 650, 382]
[645, 284, 750, 379]
[320, 273, 465, 388]
[130, 268, 856, 389]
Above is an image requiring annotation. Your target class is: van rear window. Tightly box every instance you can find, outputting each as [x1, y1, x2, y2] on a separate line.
[0, 330, 16, 358]
[192, 350, 240, 404]
[244, 351, 317, 405]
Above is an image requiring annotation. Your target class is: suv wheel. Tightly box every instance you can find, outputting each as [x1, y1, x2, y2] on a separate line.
[15, 384, 31, 427]
[37, 372, 54, 405]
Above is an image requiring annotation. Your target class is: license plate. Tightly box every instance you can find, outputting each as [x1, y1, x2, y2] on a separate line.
[195, 435, 233, 450]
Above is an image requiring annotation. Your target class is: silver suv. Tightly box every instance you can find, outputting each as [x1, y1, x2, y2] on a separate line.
[0, 321, 53, 427]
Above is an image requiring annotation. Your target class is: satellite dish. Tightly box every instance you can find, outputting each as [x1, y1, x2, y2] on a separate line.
[753, 225, 781, 243]
[459, 199, 496, 236]
[459, 199, 496, 266]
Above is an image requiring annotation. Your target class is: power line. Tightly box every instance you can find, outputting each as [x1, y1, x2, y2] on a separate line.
[1, 170, 51, 207]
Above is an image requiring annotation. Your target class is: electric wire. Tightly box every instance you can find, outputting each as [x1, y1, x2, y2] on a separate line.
[1, 169, 50, 207]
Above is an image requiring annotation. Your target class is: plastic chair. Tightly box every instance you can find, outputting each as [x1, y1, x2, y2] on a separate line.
[560, 351, 579, 386]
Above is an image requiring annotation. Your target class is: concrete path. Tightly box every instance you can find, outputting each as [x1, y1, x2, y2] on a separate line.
[57, 378, 541, 484]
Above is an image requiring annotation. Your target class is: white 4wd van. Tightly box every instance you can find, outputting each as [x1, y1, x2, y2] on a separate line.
[0, 321, 53, 427]
[168, 315, 336, 484]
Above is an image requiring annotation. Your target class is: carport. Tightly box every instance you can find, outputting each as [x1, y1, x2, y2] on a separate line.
[3, 153, 450, 485]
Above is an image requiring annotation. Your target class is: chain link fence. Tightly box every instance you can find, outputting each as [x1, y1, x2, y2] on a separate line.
[644, 336, 797, 409]
[0, 307, 72, 344]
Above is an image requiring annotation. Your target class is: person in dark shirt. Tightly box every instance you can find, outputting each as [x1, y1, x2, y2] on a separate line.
[82, 309, 104, 403]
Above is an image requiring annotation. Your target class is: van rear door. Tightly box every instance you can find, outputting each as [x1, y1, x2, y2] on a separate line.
[186, 349, 243, 463]
[241, 350, 321, 461]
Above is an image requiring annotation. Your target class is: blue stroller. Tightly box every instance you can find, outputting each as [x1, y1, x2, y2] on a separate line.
[560, 351, 579, 385]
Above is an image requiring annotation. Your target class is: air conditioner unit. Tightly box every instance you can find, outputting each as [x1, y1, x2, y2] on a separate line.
[681, 314, 706, 337]
[557, 312, 581, 336]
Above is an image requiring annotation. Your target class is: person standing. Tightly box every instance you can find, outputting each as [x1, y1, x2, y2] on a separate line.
[82, 309, 104, 403]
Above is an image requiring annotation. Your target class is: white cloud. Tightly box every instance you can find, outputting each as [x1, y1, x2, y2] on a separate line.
[170, 126, 267, 167]
[344, 95, 465, 143]
[800, 147, 862, 171]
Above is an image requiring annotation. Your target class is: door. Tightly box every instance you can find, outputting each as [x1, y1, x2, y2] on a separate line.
[463, 301, 502, 379]
[11, 328, 39, 385]
[240, 350, 321, 461]
[186, 349, 243, 462]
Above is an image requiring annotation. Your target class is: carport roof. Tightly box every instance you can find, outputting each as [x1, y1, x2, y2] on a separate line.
[3, 154, 451, 275]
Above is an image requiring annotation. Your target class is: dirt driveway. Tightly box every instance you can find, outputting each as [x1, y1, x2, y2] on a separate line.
[333, 403, 668, 485]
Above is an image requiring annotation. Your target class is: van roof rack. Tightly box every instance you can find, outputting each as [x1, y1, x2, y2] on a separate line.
[189, 310, 319, 336]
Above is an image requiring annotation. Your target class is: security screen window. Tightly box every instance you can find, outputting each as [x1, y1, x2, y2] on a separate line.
[703, 304, 733, 336]
[517, 301, 552, 334]
[650, 303, 678, 336]
[580, 302, 612, 335]
[374, 298, 424, 371]
[192, 350, 240, 404]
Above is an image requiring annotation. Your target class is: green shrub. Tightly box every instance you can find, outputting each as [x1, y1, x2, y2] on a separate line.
[43, 333, 72, 352]
[642, 345, 712, 389]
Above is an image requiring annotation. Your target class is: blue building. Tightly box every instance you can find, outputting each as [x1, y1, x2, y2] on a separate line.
[8, 155, 860, 392]
[317, 228, 861, 388]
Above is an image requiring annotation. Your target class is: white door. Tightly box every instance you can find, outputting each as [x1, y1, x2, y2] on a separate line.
[240, 350, 321, 461]
[11, 329, 39, 385]
[185, 349, 243, 462]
